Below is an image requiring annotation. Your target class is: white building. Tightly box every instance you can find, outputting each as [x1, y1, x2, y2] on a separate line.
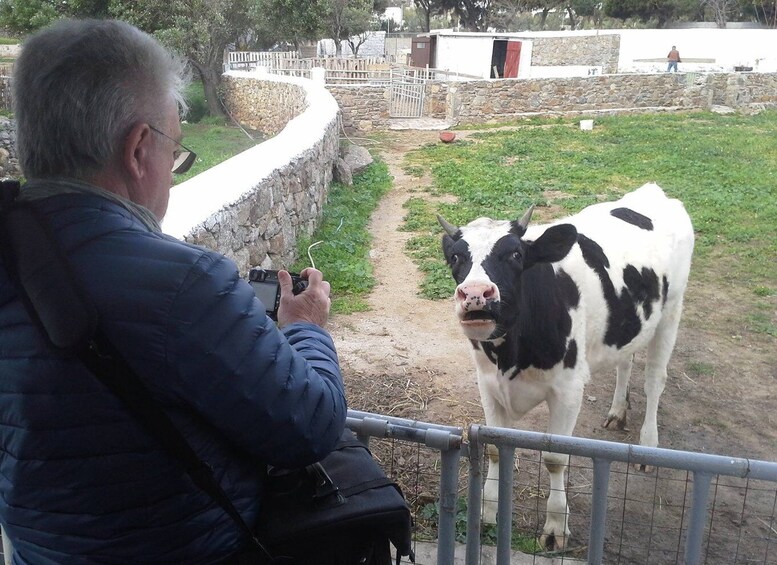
[416, 28, 777, 79]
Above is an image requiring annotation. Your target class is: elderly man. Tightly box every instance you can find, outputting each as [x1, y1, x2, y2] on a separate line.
[0, 19, 346, 563]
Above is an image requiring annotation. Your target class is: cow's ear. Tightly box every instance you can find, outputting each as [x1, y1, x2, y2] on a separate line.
[524, 224, 577, 269]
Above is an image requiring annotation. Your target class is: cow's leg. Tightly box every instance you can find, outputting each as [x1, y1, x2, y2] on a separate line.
[639, 303, 683, 470]
[539, 380, 584, 551]
[604, 354, 633, 429]
[480, 391, 510, 525]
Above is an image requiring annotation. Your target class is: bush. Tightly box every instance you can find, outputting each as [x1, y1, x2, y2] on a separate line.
[184, 81, 209, 124]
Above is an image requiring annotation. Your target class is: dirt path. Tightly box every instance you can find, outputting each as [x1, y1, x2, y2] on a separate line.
[328, 129, 777, 563]
[329, 131, 481, 427]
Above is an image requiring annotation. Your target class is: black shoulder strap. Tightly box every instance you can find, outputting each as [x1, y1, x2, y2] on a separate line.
[0, 180, 270, 560]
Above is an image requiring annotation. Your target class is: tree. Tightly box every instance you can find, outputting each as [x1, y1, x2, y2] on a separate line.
[0, 0, 59, 34]
[109, 0, 253, 117]
[440, 0, 495, 31]
[321, 0, 375, 56]
[700, 0, 740, 25]
[603, 0, 679, 26]
[252, 0, 325, 50]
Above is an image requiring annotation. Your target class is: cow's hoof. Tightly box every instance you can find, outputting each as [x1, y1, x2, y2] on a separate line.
[634, 462, 655, 473]
[482, 509, 497, 525]
[603, 413, 627, 430]
[539, 531, 567, 552]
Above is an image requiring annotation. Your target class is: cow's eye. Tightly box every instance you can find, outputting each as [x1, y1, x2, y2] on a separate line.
[450, 254, 460, 265]
[511, 251, 522, 261]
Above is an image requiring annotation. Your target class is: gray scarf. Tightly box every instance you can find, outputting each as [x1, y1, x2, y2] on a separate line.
[18, 178, 162, 233]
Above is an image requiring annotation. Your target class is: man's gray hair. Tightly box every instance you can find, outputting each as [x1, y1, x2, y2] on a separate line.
[13, 19, 190, 179]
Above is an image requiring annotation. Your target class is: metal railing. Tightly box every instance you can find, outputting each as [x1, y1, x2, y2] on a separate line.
[3, 411, 776, 564]
[466, 425, 777, 565]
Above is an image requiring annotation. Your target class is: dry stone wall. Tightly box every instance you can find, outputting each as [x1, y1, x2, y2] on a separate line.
[531, 34, 620, 74]
[221, 74, 306, 136]
[330, 71, 777, 131]
[163, 74, 341, 275]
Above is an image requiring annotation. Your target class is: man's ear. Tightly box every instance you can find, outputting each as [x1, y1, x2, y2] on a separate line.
[122, 122, 152, 182]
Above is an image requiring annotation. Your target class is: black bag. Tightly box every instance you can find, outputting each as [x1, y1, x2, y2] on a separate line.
[257, 429, 414, 565]
[0, 180, 415, 565]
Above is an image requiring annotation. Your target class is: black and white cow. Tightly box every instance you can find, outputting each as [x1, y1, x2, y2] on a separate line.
[439, 183, 694, 551]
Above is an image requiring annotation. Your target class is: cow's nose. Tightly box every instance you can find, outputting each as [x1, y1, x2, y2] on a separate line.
[457, 282, 498, 306]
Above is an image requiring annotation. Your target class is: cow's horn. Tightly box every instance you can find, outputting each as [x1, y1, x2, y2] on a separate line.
[437, 215, 459, 236]
[517, 205, 535, 231]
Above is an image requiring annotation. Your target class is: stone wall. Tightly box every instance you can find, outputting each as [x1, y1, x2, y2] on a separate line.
[163, 73, 341, 275]
[331, 71, 777, 131]
[326, 85, 388, 132]
[220, 73, 306, 136]
[531, 35, 620, 74]
[0, 116, 19, 178]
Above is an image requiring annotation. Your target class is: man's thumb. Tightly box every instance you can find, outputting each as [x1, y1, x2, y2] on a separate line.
[277, 270, 292, 294]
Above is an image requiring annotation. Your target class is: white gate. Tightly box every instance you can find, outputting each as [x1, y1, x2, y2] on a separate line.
[390, 67, 426, 118]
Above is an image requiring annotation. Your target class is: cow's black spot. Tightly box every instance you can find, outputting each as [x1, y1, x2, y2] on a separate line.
[477, 263, 574, 377]
[610, 207, 654, 231]
[623, 265, 660, 319]
[470, 339, 480, 350]
[557, 269, 580, 309]
[578, 233, 641, 349]
[662, 275, 669, 307]
[564, 339, 577, 369]
[578, 233, 610, 270]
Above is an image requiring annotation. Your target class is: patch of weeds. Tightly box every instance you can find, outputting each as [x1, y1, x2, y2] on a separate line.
[753, 286, 775, 297]
[403, 164, 426, 178]
[418, 498, 542, 553]
[293, 161, 392, 314]
[687, 361, 715, 378]
[747, 310, 777, 337]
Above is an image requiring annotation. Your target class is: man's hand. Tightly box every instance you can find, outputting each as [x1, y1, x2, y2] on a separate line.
[276, 268, 331, 328]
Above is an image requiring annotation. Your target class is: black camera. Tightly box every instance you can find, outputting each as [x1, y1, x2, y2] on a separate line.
[248, 268, 308, 320]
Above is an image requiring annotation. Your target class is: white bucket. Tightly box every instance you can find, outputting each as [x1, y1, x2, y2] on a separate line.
[580, 119, 594, 131]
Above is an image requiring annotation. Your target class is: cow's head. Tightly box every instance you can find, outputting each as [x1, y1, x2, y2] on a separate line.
[439, 206, 578, 341]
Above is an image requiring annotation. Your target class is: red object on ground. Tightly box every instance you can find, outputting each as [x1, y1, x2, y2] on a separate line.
[439, 131, 456, 143]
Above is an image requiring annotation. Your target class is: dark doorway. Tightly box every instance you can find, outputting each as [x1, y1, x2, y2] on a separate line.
[490, 39, 507, 78]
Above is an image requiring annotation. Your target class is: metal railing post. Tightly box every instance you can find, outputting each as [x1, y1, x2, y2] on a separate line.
[497, 445, 515, 565]
[466, 425, 484, 565]
[437, 445, 462, 565]
[685, 471, 713, 565]
[588, 458, 612, 564]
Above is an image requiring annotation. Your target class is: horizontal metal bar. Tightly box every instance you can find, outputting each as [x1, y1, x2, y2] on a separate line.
[347, 409, 462, 434]
[471, 425, 777, 482]
[346, 412, 463, 450]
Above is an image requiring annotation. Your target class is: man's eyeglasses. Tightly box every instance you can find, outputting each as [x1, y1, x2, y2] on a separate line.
[149, 125, 197, 175]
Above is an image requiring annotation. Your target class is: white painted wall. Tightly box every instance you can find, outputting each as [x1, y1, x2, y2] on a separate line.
[434, 34, 497, 77]
[617, 29, 777, 73]
[162, 72, 339, 240]
[426, 29, 777, 78]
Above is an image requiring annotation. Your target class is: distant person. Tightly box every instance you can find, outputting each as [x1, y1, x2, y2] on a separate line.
[667, 45, 681, 72]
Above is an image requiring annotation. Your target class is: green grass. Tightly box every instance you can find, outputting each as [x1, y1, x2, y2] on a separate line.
[292, 159, 392, 314]
[177, 120, 261, 183]
[0, 38, 18, 45]
[398, 111, 777, 336]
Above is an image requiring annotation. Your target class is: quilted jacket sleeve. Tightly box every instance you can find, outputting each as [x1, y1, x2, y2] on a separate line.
[163, 250, 347, 469]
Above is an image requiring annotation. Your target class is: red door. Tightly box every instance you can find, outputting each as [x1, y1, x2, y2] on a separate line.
[504, 41, 521, 78]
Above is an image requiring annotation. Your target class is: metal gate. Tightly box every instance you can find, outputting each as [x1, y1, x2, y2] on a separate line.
[390, 67, 426, 118]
